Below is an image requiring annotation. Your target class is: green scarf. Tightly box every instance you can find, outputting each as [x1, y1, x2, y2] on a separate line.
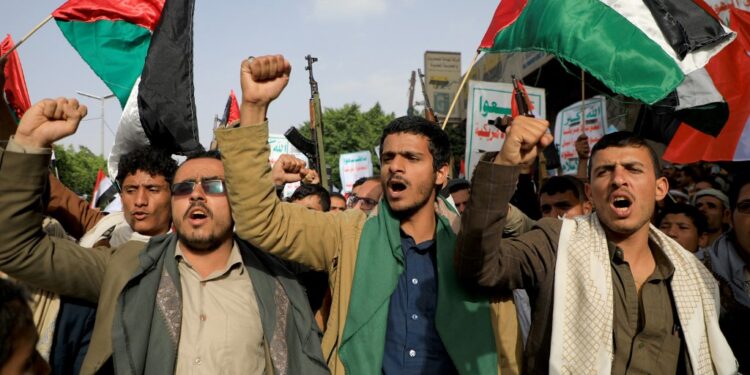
[338, 198, 498, 374]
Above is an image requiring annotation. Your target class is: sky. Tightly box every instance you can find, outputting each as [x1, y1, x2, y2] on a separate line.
[1, 0, 495, 157]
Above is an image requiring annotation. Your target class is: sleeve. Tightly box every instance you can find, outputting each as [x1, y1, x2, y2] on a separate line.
[455, 160, 560, 294]
[216, 123, 362, 272]
[46, 173, 105, 240]
[0, 148, 109, 302]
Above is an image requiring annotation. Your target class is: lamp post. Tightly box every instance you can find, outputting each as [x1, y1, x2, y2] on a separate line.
[76, 91, 116, 157]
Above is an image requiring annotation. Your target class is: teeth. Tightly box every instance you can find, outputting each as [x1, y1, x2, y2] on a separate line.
[614, 197, 627, 202]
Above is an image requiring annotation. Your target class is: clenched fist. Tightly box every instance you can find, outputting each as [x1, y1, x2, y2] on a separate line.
[240, 55, 291, 125]
[15, 98, 88, 149]
[494, 116, 553, 168]
[271, 154, 317, 186]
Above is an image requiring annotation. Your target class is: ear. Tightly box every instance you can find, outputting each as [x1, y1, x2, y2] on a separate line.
[582, 200, 593, 215]
[655, 176, 669, 201]
[435, 163, 450, 188]
[698, 232, 709, 248]
[585, 183, 593, 205]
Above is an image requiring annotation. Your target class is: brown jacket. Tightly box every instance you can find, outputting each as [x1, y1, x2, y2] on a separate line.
[216, 124, 522, 374]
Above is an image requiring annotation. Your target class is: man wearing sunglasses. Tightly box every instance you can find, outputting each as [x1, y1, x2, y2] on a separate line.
[702, 175, 750, 372]
[347, 176, 382, 214]
[0, 98, 329, 375]
[215, 55, 521, 375]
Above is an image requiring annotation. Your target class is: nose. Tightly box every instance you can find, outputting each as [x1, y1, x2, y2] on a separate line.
[135, 188, 148, 207]
[611, 165, 627, 188]
[664, 225, 678, 239]
[388, 155, 405, 174]
[189, 182, 207, 201]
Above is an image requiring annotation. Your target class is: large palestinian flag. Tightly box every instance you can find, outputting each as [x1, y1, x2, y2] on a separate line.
[479, 0, 735, 106]
[53, 0, 203, 178]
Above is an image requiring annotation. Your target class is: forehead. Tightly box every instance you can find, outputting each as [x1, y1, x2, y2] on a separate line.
[123, 170, 167, 186]
[739, 184, 750, 201]
[540, 190, 578, 203]
[382, 132, 431, 153]
[663, 213, 694, 225]
[696, 195, 722, 206]
[591, 146, 654, 169]
[174, 158, 224, 181]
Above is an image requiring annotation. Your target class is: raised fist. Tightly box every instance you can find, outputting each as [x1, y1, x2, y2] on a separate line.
[272, 154, 315, 186]
[14, 98, 88, 149]
[494, 116, 553, 167]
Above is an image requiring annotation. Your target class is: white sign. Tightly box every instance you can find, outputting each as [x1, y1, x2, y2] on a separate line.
[553, 95, 615, 175]
[339, 151, 374, 193]
[464, 80, 546, 180]
[268, 133, 309, 198]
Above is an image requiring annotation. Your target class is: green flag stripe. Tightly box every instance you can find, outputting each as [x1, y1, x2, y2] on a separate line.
[484, 0, 683, 104]
[56, 19, 151, 108]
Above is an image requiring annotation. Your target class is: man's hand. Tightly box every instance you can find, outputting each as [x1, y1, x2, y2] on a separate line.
[14, 98, 87, 149]
[271, 154, 316, 186]
[494, 116, 553, 167]
[240, 55, 291, 125]
[575, 133, 590, 160]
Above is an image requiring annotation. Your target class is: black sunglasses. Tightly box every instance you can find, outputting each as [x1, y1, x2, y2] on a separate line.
[171, 179, 226, 196]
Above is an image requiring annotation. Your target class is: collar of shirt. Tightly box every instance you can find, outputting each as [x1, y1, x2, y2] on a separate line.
[175, 241, 245, 281]
[608, 239, 675, 282]
[399, 230, 435, 255]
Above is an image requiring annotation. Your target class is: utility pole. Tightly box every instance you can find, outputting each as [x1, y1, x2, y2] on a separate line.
[407, 71, 416, 116]
[76, 91, 116, 157]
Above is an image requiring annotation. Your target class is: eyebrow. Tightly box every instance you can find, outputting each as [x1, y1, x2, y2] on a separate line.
[593, 160, 646, 173]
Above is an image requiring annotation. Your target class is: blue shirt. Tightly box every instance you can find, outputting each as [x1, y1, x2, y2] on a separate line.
[382, 232, 457, 374]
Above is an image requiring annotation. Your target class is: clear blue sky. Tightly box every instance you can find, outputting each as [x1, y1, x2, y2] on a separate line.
[2, 0, 494, 156]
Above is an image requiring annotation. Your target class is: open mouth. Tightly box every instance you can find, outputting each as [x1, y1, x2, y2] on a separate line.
[389, 181, 407, 192]
[186, 206, 210, 225]
[610, 195, 633, 218]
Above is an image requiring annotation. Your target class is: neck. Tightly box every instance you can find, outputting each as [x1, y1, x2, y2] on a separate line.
[179, 235, 234, 278]
[706, 230, 722, 246]
[604, 224, 652, 263]
[400, 201, 437, 244]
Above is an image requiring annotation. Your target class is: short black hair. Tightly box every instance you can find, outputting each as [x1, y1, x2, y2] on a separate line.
[588, 131, 662, 179]
[729, 174, 750, 211]
[175, 150, 222, 176]
[289, 184, 331, 211]
[379, 116, 451, 173]
[656, 203, 708, 235]
[440, 178, 470, 198]
[116, 146, 178, 187]
[352, 176, 379, 191]
[540, 175, 586, 202]
[0, 279, 34, 366]
[330, 192, 346, 201]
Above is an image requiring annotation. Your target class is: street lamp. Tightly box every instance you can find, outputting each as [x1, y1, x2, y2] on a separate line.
[76, 91, 116, 157]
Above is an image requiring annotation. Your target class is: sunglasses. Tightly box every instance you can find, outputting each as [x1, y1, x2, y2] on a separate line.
[347, 195, 378, 209]
[171, 179, 227, 196]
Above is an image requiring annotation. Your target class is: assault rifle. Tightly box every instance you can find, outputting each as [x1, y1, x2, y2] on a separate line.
[489, 75, 561, 170]
[417, 69, 437, 123]
[284, 55, 330, 190]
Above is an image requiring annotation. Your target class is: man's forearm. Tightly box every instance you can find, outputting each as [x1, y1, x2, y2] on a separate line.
[46, 173, 105, 240]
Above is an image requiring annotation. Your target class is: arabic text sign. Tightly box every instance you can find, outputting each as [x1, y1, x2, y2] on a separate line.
[465, 80, 546, 179]
[553, 95, 610, 175]
[268, 134, 309, 198]
[339, 151, 373, 193]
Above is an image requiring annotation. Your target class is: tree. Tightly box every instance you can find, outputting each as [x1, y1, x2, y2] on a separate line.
[53, 145, 107, 198]
[298, 103, 395, 188]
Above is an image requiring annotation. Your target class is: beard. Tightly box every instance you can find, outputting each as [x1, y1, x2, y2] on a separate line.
[387, 176, 436, 219]
[176, 229, 225, 253]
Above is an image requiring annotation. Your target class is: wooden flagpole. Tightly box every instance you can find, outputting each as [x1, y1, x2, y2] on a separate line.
[580, 70, 587, 136]
[0, 15, 54, 61]
[441, 50, 481, 130]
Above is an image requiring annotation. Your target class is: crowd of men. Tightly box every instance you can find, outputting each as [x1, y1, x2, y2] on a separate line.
[0, 54, 748, 374]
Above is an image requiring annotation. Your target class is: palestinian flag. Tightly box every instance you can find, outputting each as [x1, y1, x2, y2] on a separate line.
[663, 4, 750, 162]
[53, 0, 202, 178]
[480, 0, 735, 105]
[1, 35, 32, 122]
[221, 89, 240, 126]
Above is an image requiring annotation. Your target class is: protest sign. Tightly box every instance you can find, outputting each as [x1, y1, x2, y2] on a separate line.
[464, 80, 545, 179]
[553, 95, 614, 175]
[339, 151, 374, 193]
[268, 133, 309, 198]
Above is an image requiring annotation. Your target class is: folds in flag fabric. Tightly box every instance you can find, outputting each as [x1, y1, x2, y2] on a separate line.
[54, 0, 203, 179]
[479, 0, 735, 105]
[663, 5, 750, 162]
[1, 35, 32, 121]
[221, 90, 240, 126]
[90, 168, 107, 208]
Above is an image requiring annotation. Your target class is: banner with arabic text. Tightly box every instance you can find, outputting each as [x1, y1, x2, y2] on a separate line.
[465, 80, 545, 179]
[553, 95, 615, 175]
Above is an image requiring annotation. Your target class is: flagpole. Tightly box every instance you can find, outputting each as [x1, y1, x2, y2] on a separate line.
[0, 15, 54, 61]
[441, 50, 481, 130]
[580, 70, 587, 136]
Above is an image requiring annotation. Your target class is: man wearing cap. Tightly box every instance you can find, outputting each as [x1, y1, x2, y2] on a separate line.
[693, 188, 731, 247]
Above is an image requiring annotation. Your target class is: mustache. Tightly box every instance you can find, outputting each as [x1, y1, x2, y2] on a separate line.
[387, 174, 409, 186]
[183, 201, 212, 219]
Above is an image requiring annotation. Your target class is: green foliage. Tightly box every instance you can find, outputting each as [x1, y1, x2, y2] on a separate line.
[299, 103, 395, 188]
[53, 145, 107, 197]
